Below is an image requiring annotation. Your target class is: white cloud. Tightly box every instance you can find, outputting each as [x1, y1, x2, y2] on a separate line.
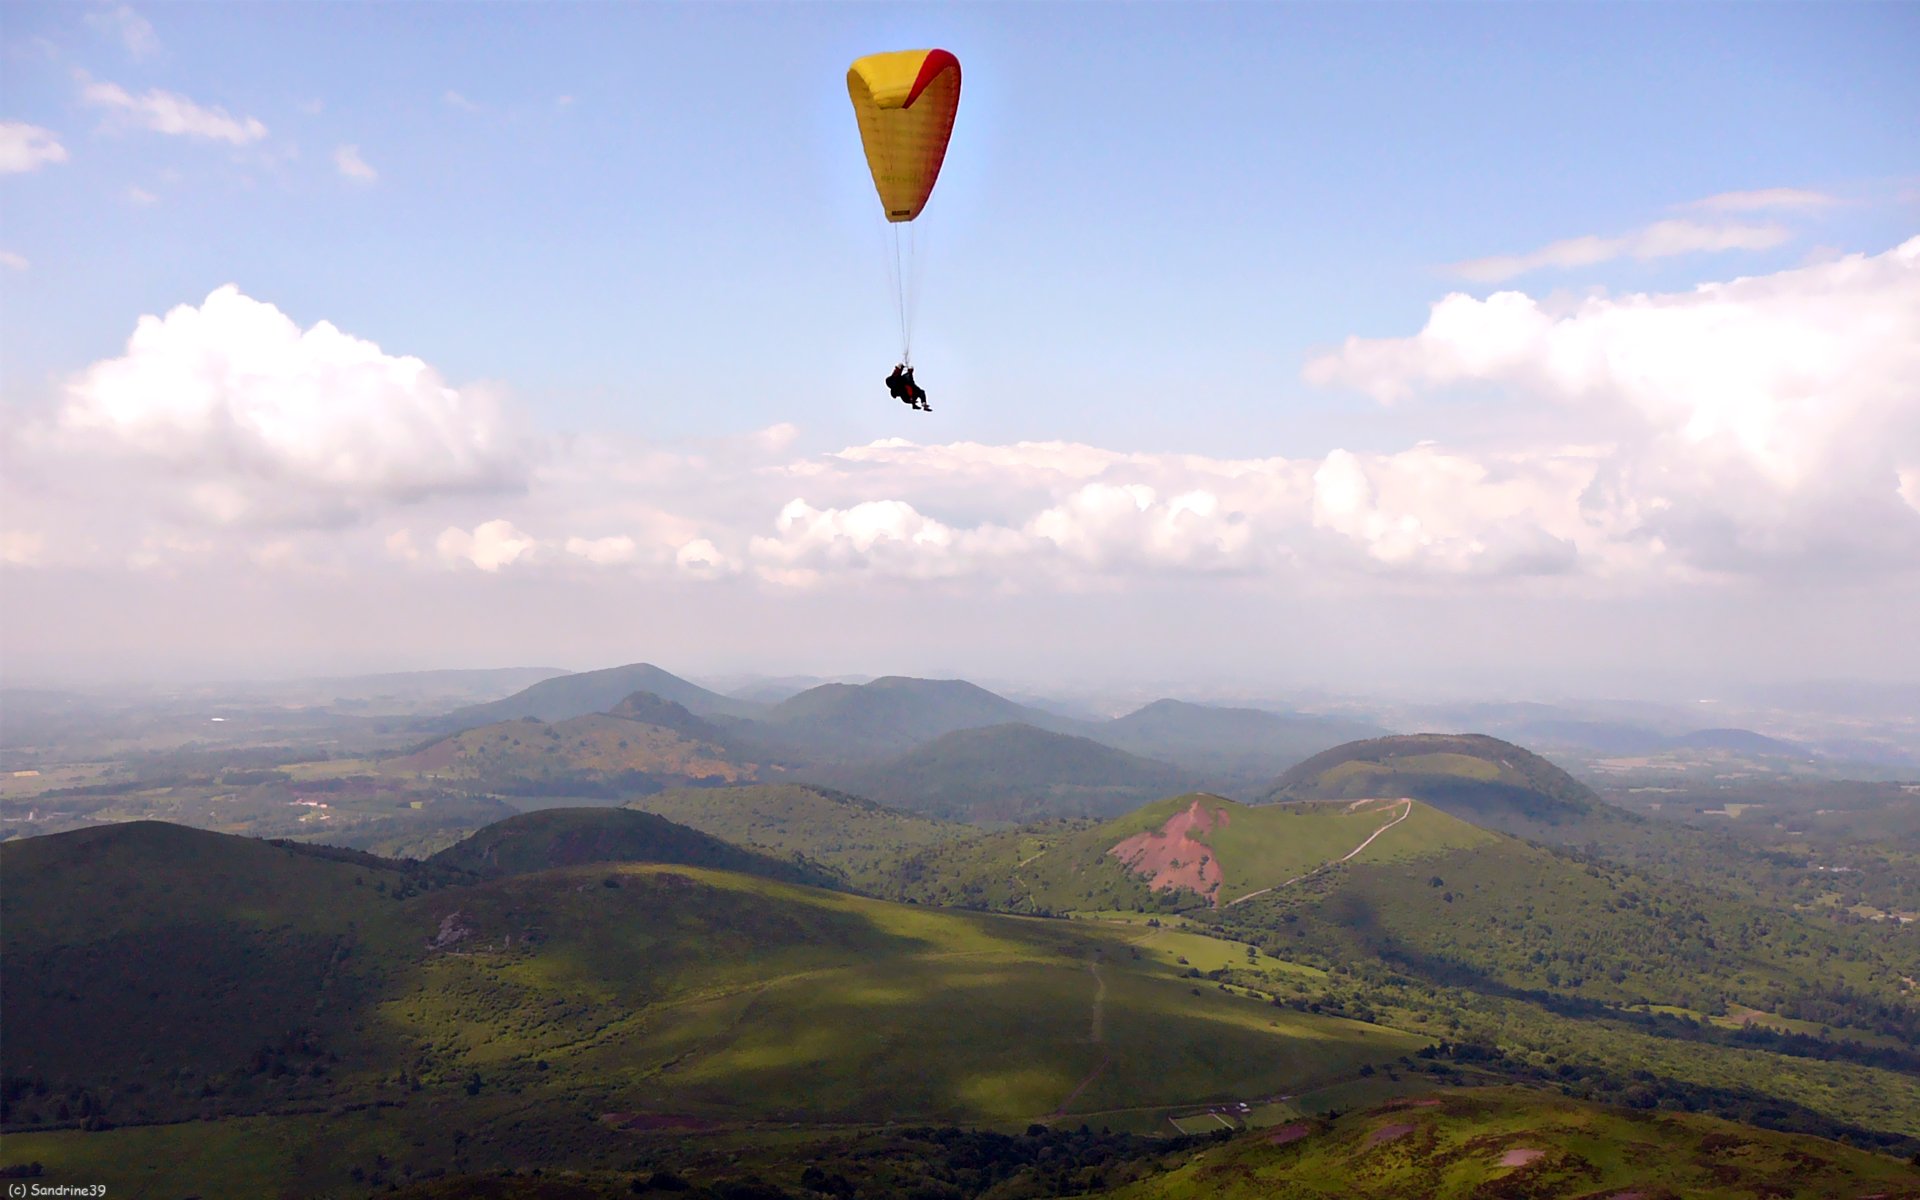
[53, 285, 528, 525]
[1452, 219, 1791, 283]
[438, 520, 534, 571]
[443, 90, 483, 113]
[11, 241, 1913, 602]
[1689, 188, 1837, 213]
[565, 534, 637, 565]
[333, 144, 376, 183]
[754, 422, 799, 453]
[1899, 469, 1920, 516]
[749, 498, 970, 584]
[0, 251, 26, 271]
[87, 6, 160, 59]
[126, 186, 157, 205]
[0, 122, 68, 173]
[385, 529, 420, 561]
[1308, 447, 1583, 576]
[1025, 483, 1256, 574]
[674, 538, 733, 579]
[79, 76, 266, 144]
[0, 531, 45, 566]
[1308, 236, 1920, 574]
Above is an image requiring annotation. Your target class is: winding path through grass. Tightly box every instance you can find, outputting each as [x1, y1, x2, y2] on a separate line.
[1050, 956, 1113, 1118]
[1226, 799, 1413, 907]
[1087, 958, 1107, 1043]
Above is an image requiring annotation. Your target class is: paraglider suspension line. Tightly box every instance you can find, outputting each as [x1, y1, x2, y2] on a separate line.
[889, 222, 915, 367]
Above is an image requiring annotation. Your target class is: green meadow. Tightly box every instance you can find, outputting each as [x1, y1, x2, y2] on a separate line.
[1101, 1087, 1920, 1200]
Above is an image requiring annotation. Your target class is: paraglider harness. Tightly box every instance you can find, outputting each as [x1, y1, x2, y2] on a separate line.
[886, 364, 930, 412]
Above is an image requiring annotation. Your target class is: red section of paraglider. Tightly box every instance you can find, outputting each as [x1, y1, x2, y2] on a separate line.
[904, 49, 961, 109]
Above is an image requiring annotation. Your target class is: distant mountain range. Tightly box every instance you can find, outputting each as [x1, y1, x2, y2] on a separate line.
[415, 663, 1405, 792]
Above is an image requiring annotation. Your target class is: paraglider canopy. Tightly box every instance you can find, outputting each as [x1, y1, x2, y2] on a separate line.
[847, 49, 962, 222]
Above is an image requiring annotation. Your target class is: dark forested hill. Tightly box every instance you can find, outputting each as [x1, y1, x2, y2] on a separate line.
[423, 663, 761, 733]
[817, 723, 1198, 823]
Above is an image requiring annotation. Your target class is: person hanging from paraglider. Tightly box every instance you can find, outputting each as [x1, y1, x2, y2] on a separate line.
[850, 48, 959, 417]
[885, 363, 929, 412]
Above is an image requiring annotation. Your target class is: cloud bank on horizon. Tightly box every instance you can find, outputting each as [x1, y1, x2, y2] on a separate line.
[7, 236, 1916, 602]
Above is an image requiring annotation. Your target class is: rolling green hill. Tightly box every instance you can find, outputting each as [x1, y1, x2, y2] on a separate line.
[1, 819, 1428, 1195]
[882, 793, 1493, 914]
[0, 822, 440, 1104]
[426, 807, 839, 889]
[424, 663, 761, 734]
[1265, 733, 1621, 839]
[817, 723, 1200, 824]
[1101, 1087, 1920, 1200]
[386, 710, 765, 795]
[623, 782, 961, 883]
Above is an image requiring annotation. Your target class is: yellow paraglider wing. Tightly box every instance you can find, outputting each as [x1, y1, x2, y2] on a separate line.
[847, 49, 961, 223]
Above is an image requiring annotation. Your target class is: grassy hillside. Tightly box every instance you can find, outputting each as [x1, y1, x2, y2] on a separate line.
[425, 663, 761, 733]
[1210, 831, 1920, 1027]
[623, 782, 961, 882]
[1101, 1087, 1920, 1199]
[426, 806, 839, 889]
[1192, 826, 1920, 1149]
[883, 794, 1492, 913]
[0, 822, 443, 1105]
[1266, 733, 1621, 839]
[386, 711, 765, 795]
[1, 820, 1428, 1195]
[818, 723, 1200, 824]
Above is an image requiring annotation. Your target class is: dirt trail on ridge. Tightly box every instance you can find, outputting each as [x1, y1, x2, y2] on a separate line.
[1226, 798, 1413, 907]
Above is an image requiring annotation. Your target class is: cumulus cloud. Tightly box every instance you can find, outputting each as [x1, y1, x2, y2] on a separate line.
[1309, 447, 1584, 576]
[1689, 188, 1837, 213]
[749, 499, 975, 584]
[333, 144, 376, 183]
[1026, 483, 1256, 575]
[79, 75, 266, 144]
[565, 534, 637, 565]
[1452, 219, 1790, 283]
[438, 520, 534, 571]
[87, 6, 160, 59]
[11, 241, 1912, 597]
[52, 285, 528, 525]
[0, 251, 26, 271]
[0, 531, 45, 566]
[127, 186, 158, 205]
[443, 90, 483, 113]
[675, 538, 733, 579]
[0, 122, 68, 173]
[1308, 236, 1920, 574]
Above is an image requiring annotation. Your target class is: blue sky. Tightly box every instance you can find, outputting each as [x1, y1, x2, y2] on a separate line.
[2, 3, 1917, 691]
[8, 2, 1914, 449]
